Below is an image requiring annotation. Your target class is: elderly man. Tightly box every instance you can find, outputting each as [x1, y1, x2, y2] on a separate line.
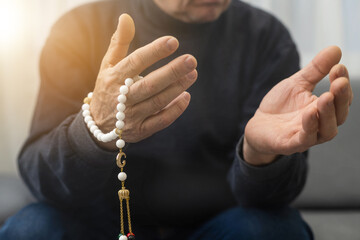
[0, 0, 352, 239]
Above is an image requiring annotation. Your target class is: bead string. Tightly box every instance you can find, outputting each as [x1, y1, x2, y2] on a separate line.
[82, 76, 142, 240]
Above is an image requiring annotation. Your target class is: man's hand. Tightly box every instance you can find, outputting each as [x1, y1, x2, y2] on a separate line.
[90, 14, 198, 150]
[243, 46, 353, 166]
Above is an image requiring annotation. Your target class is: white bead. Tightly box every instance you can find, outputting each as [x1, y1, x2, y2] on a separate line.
[116, 112, 125, 120]
[87, 120, 95, 128]
[118, 172, 127, 182]
[125, 78, 134, 87]
[107, 132, 117, 142]
[101, 134, 109, 142]
[84, 116, 92, 123]
[90, 125, 98, 133]
[116, 120, 125, 129]
[116, 139, 125, 148]
[117, 94, 127, 103]
[94, 129, 101, 138]
[82, 110, 90, 117]
[97, 132, 103, 138]
[119, 235, 128, 240]
[87, 92, 93, 98]
[97, 133, 103, 141]
[107, 133, 116, 142]
[119, 85, 129, 94]
[110, 129, 117, 138]
[82, 104, 90, 111]
[117, 103, 126, 112]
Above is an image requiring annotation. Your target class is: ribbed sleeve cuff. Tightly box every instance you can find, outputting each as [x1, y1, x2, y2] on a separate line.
[235, 136, 299, 182]
[67, 111, 116, 168]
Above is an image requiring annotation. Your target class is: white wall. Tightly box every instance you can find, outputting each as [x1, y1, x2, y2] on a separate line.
[0, 0, 359, 174]
[242, 0, 360, 78]
[0, 0, 94, 174]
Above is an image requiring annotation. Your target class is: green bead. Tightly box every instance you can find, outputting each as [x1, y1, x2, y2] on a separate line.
[118, 233, 124, 239]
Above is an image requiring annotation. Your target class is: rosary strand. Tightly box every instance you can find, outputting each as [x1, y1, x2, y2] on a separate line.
[82, 76, 142, 240]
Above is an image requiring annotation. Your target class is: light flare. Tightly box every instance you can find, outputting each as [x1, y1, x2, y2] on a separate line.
[0, 1, 24, 46]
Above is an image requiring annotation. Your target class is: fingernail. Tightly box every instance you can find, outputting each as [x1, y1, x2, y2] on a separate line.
[184, 56, 196, 69]
[166, 38, 178, 51]
[186, 70, 197, 80]
[339, 66, 347, 77]
[182, 92, 191, 101]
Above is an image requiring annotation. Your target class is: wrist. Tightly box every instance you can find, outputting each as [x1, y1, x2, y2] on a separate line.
[242, 136, 278, 166]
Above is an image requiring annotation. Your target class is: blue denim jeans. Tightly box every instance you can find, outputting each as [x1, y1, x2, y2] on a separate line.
[0, 203, 313, 240]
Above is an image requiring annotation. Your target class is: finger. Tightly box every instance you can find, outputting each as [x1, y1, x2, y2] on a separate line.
[298, 106, 319, 150]
[131, 70, 197, 119]
[292, 46, 342, 91]
[127, 54, 197, 105]
[101, 14, 135, 69]
[329, 64, 353, 106]
[114, 36, 180, 79]
[330, 77, 350, 125]
[317, 92, 338, 143]
[138, 92, 191, 140]
[329, 64, 349, 81]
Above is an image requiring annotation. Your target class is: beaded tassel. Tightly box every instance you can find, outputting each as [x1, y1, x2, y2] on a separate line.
[116, 140, 134, 238]
[82, 76, 143, 240]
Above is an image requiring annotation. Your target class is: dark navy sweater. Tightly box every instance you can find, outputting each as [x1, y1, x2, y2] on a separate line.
[19, 0, 307, 228]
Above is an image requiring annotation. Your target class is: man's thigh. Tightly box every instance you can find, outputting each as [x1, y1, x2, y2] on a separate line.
[188, 206, 313, 240]
[0, 202, 115, 240]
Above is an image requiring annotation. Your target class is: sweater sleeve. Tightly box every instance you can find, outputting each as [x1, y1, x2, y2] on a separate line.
[18, 6, 117, 209]
[228, 11, 308, 208]
[228, 137, 308, 208]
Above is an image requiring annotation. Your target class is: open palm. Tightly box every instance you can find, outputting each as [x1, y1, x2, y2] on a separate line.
[244, 46, 352, 165]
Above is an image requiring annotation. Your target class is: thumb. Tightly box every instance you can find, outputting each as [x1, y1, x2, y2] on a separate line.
[101, 13, 135, 69]
[292, 46, 342, 91]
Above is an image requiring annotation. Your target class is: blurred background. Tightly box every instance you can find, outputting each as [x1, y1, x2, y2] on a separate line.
[0, 0, 359, 175]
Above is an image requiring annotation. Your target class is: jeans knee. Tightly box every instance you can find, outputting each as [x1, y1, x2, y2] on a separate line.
[0, 203, 66, 240]
[230, 207, 311, 239]
[190, 206, 313, 240]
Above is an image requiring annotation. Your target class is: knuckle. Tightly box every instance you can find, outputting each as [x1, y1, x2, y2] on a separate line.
[151, 95, 163, 109]
[138, 123, 146, 137]
[175, 100, 186, 114]
[178, 76, 188, 89]
[110, 32, 118, 43]
[140, 78, 153, 96]
[311, 59, 327, 76]
[98, 69, 116, 87]
[169, 64, 181, 80]
[124, 122, 142, 143]
[151, 42, 163, 58]
[126, 55, 137, 72]
[158, 115, 172, 128]
[124, 106, 133, 120]
[108, 67, 121, 80]
[138, 122, 152, 140]
[127, 52, 144, 72]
